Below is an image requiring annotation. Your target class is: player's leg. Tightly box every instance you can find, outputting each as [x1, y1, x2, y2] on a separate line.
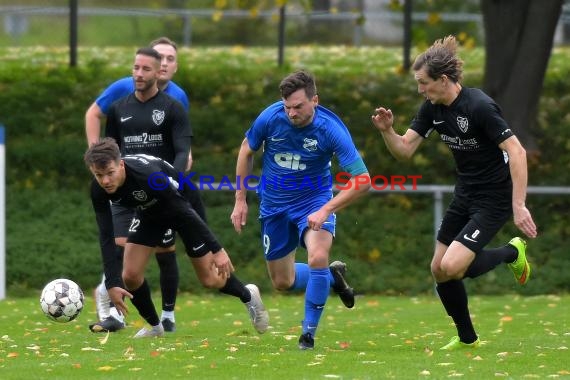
[432, 194, 480, 350]
[461, 189, 530, 284]
[261, 212, 305, 291]
[123, 242, 164, 338]
[154, 228, 178, 332]
[433, 240, 479, 349]
[175, 204, 268, 333]
[298, 228, 333, 350]
[190, 249, 269, 334]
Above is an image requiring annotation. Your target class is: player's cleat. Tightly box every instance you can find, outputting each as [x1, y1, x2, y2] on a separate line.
[329, 261, 355, 308]
[161, 318, 176, 332]
[245, 284, 269, 334]
[440, 336, 480, 351]
[133, 324, 164, 338]
[507, 237, 530, 285]
[298, 332, 315, 350]
[89, 316, 125, 333]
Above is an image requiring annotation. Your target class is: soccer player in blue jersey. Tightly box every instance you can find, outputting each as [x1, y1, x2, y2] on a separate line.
[231, 70, 371, 349]
[84, 37, 199, 333]
[371, 35, 537, 350]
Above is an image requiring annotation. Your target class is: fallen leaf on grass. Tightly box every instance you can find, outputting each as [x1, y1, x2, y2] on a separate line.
[97, 366, 115, 371]
[7, 352, 18, 358]
[99, 331, 110, 345]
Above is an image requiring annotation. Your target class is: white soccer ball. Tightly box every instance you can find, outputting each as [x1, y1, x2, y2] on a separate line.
[40, 278, 84, 323]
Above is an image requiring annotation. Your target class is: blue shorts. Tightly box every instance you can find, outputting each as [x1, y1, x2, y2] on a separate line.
[259, 202, 336, 261]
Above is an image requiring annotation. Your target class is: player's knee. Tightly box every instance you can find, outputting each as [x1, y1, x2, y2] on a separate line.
[122, 270, 141, 290]
[270, 276, 292, 291]
[438, 261, 464, 280]
[198, 273, 223, 289]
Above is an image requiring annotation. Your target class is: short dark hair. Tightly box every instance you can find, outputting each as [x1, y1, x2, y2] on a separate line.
[84, 137, 121, 169]
[136, 46, 162, 62]
[149, 36, 177, 51]
[412, 35, 464, 83]
[279, 70, 317, 99]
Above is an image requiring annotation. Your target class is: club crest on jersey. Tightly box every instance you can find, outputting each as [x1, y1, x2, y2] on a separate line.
[457, 116, 469, 133]
[152, 110, 165, 126]
[133, 190, 148, 202]
[303, 138, 318, 152]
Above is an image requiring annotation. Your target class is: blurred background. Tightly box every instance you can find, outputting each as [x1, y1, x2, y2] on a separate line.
[2, 0, 570, 48]
[1, 0, 569, 297]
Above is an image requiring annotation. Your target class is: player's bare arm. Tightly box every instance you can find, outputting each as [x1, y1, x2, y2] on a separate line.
[372, 107, 423, 161]
[307, 173, 371, 231]
[85, 102, 105, 146]
[499, 136, 538, 239]
[231, 138, 255, 233]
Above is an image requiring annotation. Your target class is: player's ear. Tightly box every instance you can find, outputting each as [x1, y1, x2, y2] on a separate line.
[312, 94, 319, 106]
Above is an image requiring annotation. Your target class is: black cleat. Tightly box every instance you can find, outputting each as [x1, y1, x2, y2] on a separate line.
[161, 318, 176, 332]
[329, 260, 355, 309]
[89, 316, 125, 333]
[298, 332, 315, 350]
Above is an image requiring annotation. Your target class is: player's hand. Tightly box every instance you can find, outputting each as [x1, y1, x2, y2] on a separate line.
[371, 107, 394, 132]
[213, 249, 235, 278]
[307, 209, 329, 231]
[231, 199, 248, 233]
[513, 205, 538, 238]
[108, 287, 133, 316]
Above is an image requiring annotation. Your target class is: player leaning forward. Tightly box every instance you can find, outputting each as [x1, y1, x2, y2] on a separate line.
[371, 35, 537, 350]
[86, 138, 269, 337]
[231, 70, 371, 350]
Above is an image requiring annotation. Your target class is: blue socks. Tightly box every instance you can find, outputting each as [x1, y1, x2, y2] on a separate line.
[290, 262, 335, 290]
[303, 267, 331, 336]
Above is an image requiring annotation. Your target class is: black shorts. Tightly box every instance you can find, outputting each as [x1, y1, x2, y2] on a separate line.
[111, 203, 175, 248]
[126, 203, 222, 258]
[437, 183, 512, 253]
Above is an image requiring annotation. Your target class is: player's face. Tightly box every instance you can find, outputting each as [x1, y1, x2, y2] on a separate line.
[283, 89, 318, 128]
[132, 54, 159, 93]
[414, 67, 446, 105]
[90, 160, 126, 194]
[152, 43, 178, 87]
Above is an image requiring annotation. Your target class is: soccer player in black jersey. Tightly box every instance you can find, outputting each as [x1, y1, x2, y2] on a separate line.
[371, 35, 537, 350]
[85, 138, 269, 337]
[87, 45, 204, 333]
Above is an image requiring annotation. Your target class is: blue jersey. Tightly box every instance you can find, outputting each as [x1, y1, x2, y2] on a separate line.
[246, 101, 366, 215]
[95, 77, 189, 114]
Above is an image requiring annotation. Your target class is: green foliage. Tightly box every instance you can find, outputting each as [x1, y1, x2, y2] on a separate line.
[1, 46, 569, 295]
[1, 294, 569, 378]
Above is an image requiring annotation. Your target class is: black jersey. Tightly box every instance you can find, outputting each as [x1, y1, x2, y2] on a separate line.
[411, 87, 514, 186]
[105, 90, 191, 173]
[91, 155, 218, 289]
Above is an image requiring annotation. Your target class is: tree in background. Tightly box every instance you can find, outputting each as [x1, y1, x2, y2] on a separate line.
[481, 0, 564, 153]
